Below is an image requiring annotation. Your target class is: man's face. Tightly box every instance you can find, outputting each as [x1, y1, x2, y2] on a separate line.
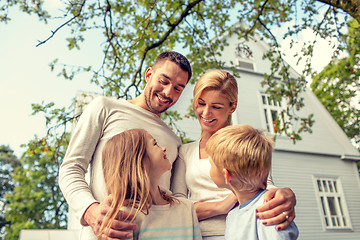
[143, 60, 188, 115]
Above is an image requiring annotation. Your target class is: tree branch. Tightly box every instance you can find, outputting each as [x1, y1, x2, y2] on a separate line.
[317, 0, 360, 23]
[241, 0, 270, 38]
[125, 0, 204, 97]
[36, 0, 86, 47]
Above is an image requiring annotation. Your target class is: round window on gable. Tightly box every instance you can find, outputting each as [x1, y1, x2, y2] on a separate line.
[235, 43, 254, 70]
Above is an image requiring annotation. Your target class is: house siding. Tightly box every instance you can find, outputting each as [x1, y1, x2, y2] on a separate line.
[272, 151, 360, 239]
[274, 90, 359, 156]
[169, 31, 360, 239]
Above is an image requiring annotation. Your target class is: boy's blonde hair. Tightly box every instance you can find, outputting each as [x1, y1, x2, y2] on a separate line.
[206, 124, 273, 192]
[99, 129, 175, 238]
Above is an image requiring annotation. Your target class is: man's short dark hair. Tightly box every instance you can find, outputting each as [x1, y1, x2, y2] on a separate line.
[154, 52, 192, 82]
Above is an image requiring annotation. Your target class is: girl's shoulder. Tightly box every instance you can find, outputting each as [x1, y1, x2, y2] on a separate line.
[175, 196, 193, 204]
[172, 197, 195, 210]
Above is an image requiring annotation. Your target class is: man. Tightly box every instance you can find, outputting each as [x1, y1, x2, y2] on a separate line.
[59, 52, 191, 239]
[59, 52, 296, 239]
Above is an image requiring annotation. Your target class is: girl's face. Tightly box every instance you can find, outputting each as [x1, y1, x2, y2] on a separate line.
[145, 133, 171, 175]
[195, 89, 236, 136]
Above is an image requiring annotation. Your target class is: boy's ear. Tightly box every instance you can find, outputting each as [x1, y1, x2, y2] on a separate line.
[223, 168, 232, 184]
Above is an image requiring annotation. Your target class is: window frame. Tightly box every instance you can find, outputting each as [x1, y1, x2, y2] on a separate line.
[312, 176, 352, 231]
[259, 92, 289, 135]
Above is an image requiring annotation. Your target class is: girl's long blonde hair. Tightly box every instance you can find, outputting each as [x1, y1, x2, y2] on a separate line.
[98, 129, 174, 238]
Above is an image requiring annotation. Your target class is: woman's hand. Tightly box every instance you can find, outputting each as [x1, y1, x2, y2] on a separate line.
[83, 195, 137, 239]
[256, 188, 296, 231]
[194, 193, 238, 220]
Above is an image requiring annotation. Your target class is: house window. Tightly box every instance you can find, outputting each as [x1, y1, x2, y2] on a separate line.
[314, 177, 352, 230]
[261, 93, 286, 134]
[238, 60, 254, 70]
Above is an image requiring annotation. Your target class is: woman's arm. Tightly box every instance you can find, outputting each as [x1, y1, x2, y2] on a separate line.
[194, 193, 238, 220]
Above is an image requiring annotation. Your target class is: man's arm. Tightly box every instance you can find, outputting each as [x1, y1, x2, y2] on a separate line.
[59, 97, 106, 223]
[83, 196, 137, 239]
[170, 155, 188, 198]
[256, 188, 296, 231]
[58, 97, 137, 239]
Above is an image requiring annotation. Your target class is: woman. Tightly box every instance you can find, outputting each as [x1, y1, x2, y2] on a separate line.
[171, 70, 296, 239]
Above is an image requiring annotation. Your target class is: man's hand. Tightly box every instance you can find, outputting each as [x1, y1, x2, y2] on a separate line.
[256, 188, 296, 231]
[83, 195, 137, 239]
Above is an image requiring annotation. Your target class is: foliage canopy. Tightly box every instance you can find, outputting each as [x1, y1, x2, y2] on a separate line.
[1, 0, 359, 141]
[2, 0, 359, 142]
[2, 104, 71, 239]
[311, 18, 360, 150]
[0, 145, 21, 237]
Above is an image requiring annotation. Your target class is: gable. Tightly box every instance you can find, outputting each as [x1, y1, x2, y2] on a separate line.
[171, 32, 360, 158]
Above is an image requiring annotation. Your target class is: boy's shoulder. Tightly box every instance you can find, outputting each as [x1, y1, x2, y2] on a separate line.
[226, 190, 298, 240]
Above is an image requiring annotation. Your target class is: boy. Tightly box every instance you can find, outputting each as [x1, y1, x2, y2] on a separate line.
[206, 124, 299, 240]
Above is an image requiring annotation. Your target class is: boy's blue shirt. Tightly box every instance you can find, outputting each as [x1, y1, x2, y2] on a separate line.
[225, 189, 299, 240]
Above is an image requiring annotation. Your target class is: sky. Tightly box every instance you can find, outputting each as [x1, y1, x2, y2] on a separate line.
[0, 1, 102, 157]
[0, 1, 338, 157]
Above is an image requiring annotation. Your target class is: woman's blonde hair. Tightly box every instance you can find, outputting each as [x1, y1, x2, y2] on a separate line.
[206, 124, 273, 192]
[98, 129, 174, 238]
[193, 70, 238, 128]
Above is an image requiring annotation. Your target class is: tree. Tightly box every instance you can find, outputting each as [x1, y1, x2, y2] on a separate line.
[0, 146, 21, 237]
[3, 103, 71, 240]
[1, 0, 358, 143]
[311, 18, 360, 152]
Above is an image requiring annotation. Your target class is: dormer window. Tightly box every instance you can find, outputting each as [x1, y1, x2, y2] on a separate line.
[260, 92, 289, 135]
[235, 43, 255, 71]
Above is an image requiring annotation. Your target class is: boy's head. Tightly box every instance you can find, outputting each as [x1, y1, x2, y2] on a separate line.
[206, 124, 273, 192]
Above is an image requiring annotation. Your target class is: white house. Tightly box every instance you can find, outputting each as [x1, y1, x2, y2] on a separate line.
[169, 27, 360, 239]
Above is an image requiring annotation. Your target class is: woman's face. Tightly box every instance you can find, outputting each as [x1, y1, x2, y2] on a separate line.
[195, 89, 236, 136]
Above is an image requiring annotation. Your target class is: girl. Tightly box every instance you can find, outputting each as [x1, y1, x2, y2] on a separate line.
[98, 128, 201, 239]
